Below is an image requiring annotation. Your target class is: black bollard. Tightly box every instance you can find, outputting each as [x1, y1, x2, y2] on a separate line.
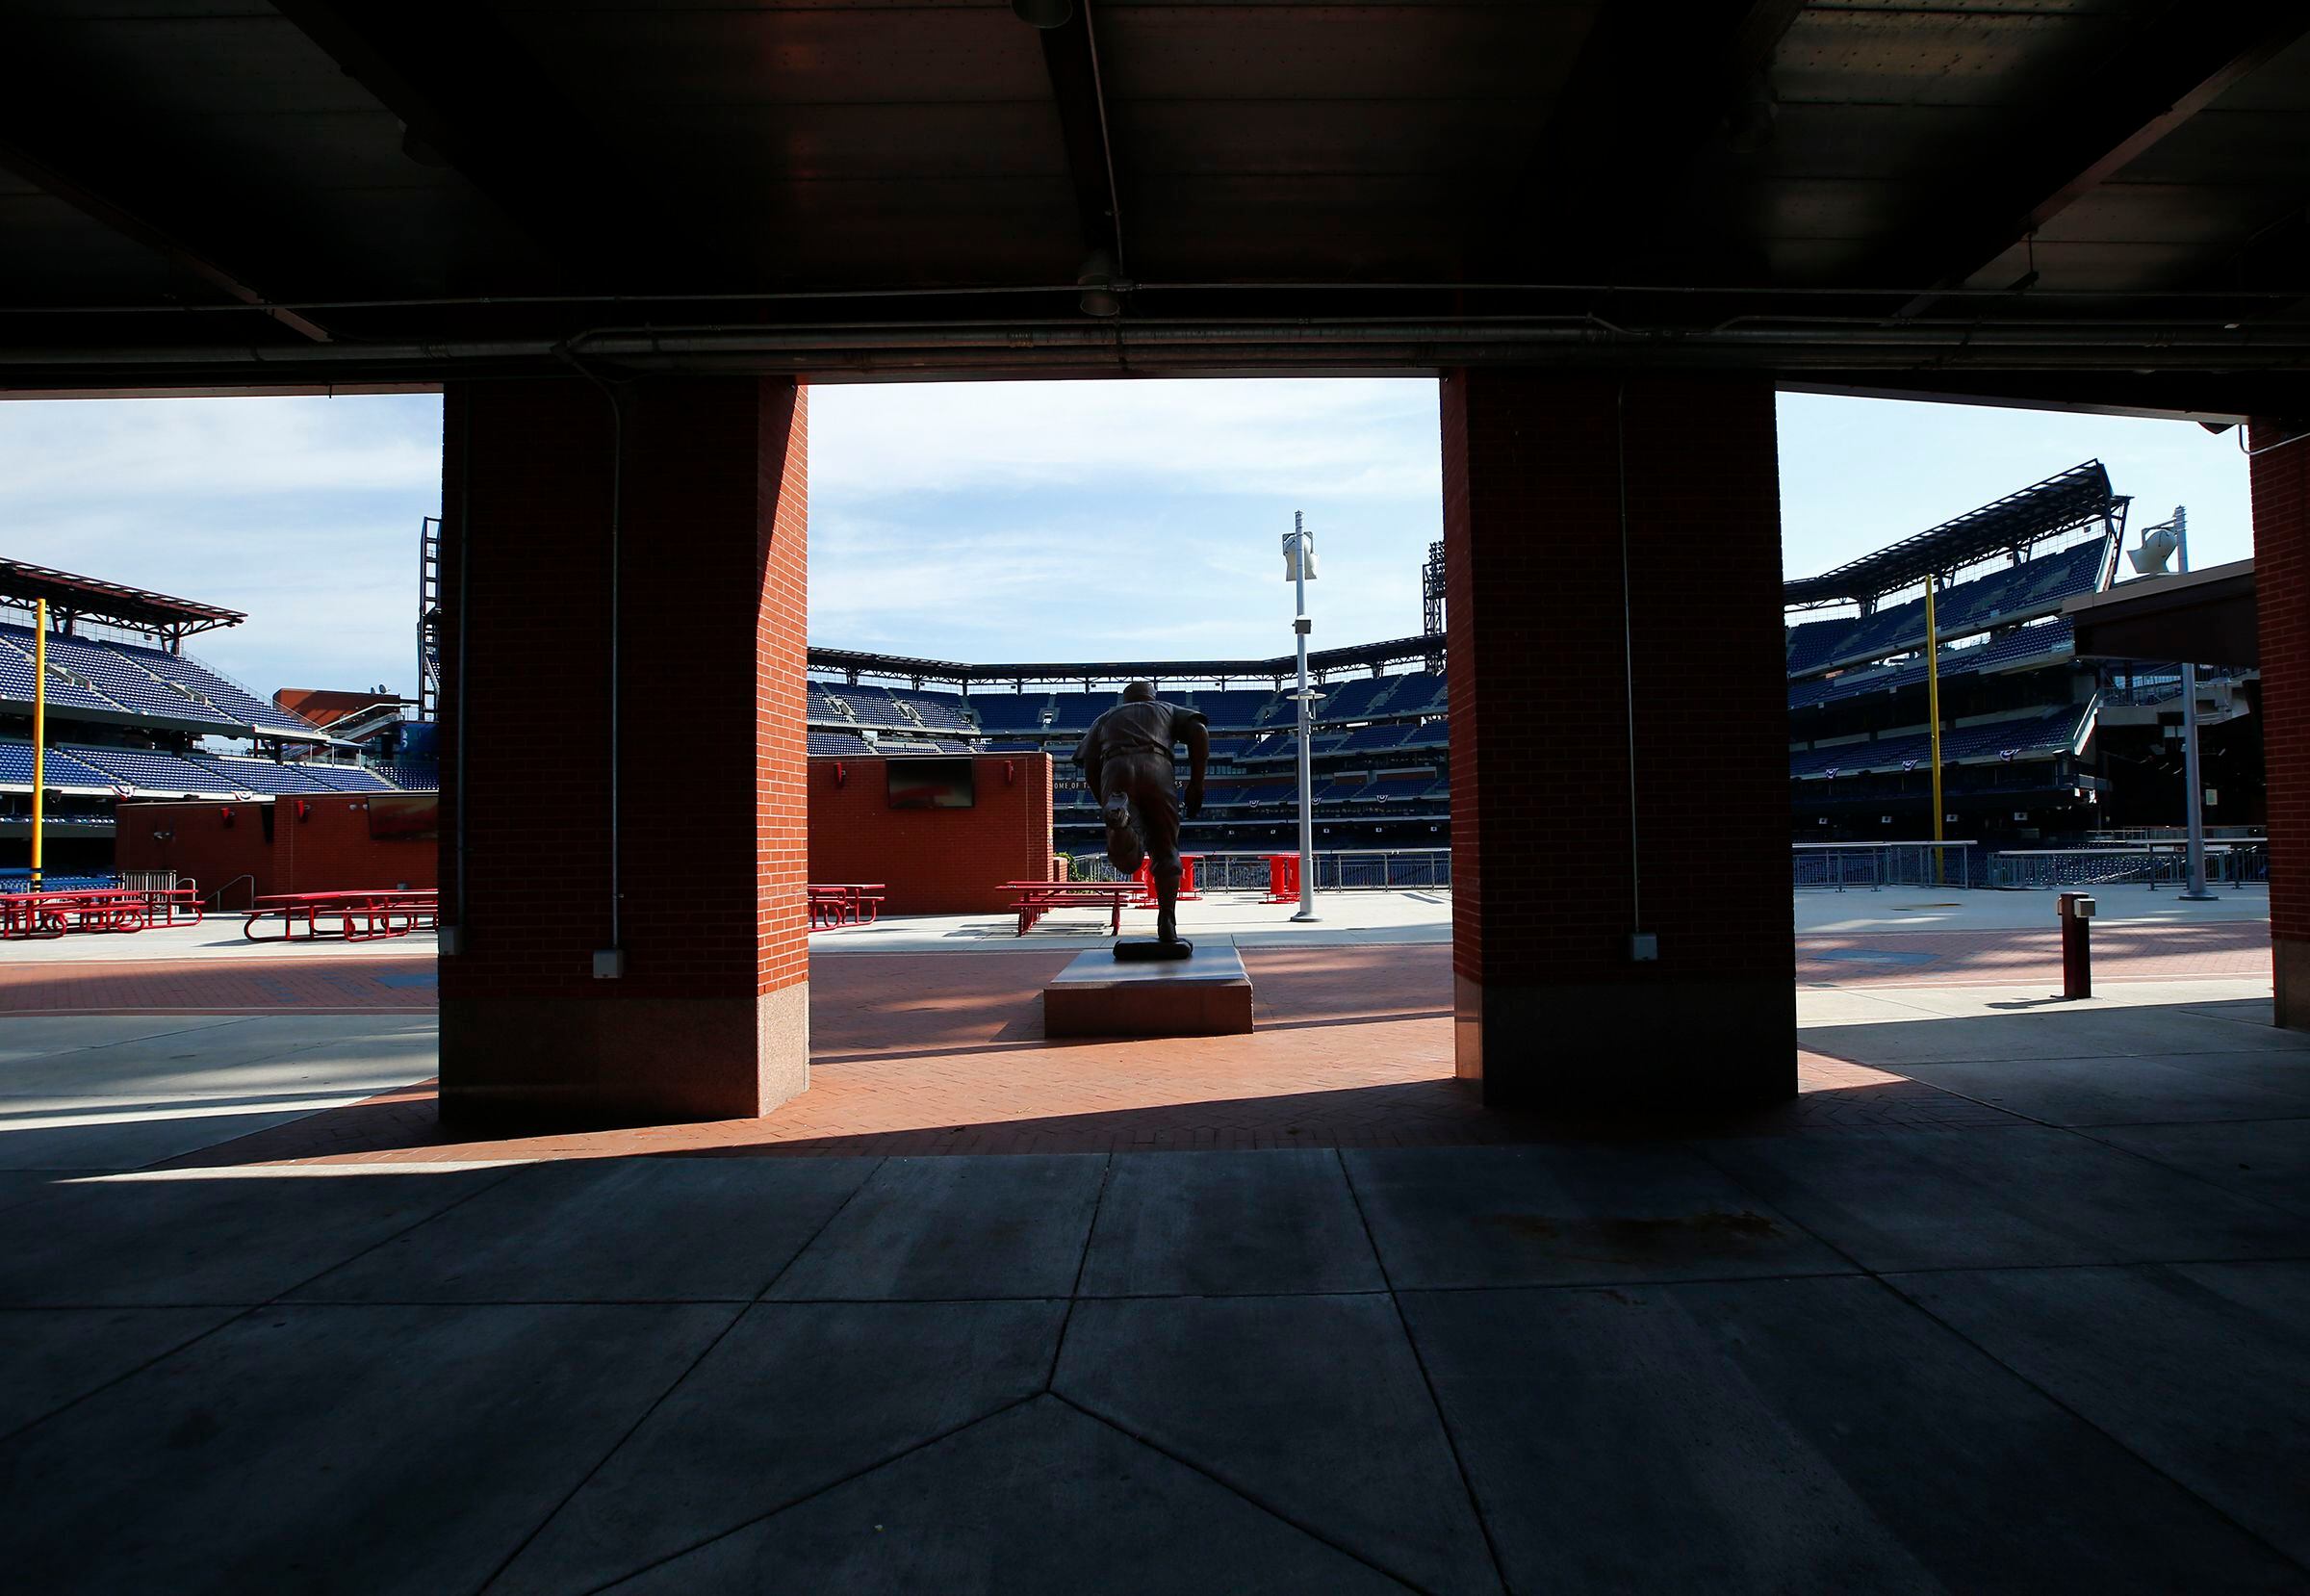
[2058, 891, 2095, 999]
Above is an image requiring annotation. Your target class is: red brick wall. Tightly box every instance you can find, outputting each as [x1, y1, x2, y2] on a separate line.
[808, 753, 1055, 914]
[2250, 418, 2309, 1023]
[115, 800, 275, 901]
[438, 376, 808, 1003]
[1442, 371, 1793, 1107]
[115, 795, 433, 900]
[274, 794, 437, 894]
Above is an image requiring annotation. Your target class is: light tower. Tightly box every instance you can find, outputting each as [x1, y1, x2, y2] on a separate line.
[1282, 512, 1321, 921]
[2129, 508, 2213, 899]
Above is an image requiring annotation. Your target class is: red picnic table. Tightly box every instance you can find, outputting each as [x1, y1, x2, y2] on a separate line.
[0, 888, 154, 940]
[1003, 880, 1142, 937]
[808, 883, 886, 929]
[244, 888, 438, 943]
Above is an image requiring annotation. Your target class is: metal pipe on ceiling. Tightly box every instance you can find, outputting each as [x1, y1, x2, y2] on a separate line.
[7, 315, 2310, 380]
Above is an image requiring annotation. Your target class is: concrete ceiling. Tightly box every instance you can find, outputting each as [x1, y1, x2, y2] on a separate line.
[3, 1, 2308, 415]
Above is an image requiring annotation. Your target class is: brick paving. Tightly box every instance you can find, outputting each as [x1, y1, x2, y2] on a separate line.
[163, 945, 2022, 1168]
[1795, 919, 2271, 987]
[0, 955, 437, 1015]
[29, 919, 2267, 1167]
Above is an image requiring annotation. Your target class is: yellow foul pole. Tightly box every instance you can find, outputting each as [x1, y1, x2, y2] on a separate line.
[1925, 573, 1943, 885]
[30, 598, 45, 891]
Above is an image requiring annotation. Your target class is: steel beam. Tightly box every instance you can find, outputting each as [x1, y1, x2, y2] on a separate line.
[1034, 3, 1126, 271]
[0, 57, 333, 347]
[270, 0, 689, 285]
[1473, 0, 1802, 280]
[1893, 2, 2310, 313]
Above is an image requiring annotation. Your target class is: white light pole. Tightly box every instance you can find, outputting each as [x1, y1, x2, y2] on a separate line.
[2174, 508, 2214, 900]
[2129, 507, 2213, 900]
[1283, 512, 1320, 921]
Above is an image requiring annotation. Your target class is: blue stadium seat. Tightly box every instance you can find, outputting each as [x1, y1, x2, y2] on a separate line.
[100, 635, 316, 734]
[966, 692, 1053, 733]
[0, 629, 141, 716]
[1044, 690, 1119, 732]
[64, 745, 235, 794]
[1787, 539, 2107, 680]
[0, 740, 117, 787]
[190, 756, 340, 793]
[1184, 688, 1275, 729]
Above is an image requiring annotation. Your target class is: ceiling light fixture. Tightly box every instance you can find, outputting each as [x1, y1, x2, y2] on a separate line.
[1013, 0, 1072, 27]
[1076, 249, 1121, 317]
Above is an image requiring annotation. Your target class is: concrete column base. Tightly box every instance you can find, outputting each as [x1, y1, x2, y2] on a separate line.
[2275, 935, 2310, 1032]
[439, 982, 808, 1130]
[1455, 972, 1794, 1112]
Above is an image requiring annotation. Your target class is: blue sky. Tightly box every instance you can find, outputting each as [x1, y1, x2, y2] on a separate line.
[0, 381, 2258, 698]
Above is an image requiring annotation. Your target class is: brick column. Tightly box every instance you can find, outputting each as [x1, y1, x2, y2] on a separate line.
[437, 376, 809, 1127]
[2249, 418, 2310, 1028]
[1442, 371, 1794, 1111]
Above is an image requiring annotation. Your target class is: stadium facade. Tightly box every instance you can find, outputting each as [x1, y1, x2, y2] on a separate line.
[1784, 462, 2259, 842]
[6, 458, 2254, 883]
[0, 559, 421, 880]
[808, 633, 1450, 861]
[805, 460, 2260, 860]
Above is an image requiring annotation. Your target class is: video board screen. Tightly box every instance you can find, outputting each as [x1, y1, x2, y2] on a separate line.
[886, 758, 976, 810]
[367, 792, 440, 841]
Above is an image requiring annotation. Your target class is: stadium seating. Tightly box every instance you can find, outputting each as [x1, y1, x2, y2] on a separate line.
[374, 758, 440, 789]
[906, 690, 975, 733]
[0, 627, 243, 727]
[1785, 539, 2106, 678]
[964, 692, 1052, 733]
[1044, 691, 1120, 732]
[1185, 688, 1277, 729]
[1374, 673, 1449, 716]
[1789, 706, 2086, 780]
[0, 740, 116, 787]
[191, 755, 342, 794]
[101, 634, 318, 734]
[64, 745, 232, 794]
[1351, 773, 1438, 803]
[808, 730, 871, 757]
[1309, 676, 1393, 722]
[297, 763, 399, 792]
[0, 631, 135, 716]
[1340, 723, 1412, 753]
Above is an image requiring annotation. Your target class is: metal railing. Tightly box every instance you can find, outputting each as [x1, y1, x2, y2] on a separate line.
[1068, 846, 1452, 891]
[1793, 841, 1982, 890]
[1987, 844, 2269, 890]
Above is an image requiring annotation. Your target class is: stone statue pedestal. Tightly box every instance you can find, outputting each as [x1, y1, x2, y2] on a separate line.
[1044, 945, 1253, 1038]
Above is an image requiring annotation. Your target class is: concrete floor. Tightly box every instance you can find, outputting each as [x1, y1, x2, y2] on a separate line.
[3, 973, 2307, 1591]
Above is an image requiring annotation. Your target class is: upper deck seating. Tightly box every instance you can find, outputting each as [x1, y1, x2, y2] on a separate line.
[0, 740, 116, 787]
[0, 631, 139, 716]
[968, 692, 1054, 733]
[64, 745, 233, 793]
[1045, 691, 1120, 732]
[191, 755, 341, 793]
[1786, 540, 2107, 678]
[1311, 676, 1395, 723]
[103, 635, 318, 734]
[1185, 688, 1275, 729]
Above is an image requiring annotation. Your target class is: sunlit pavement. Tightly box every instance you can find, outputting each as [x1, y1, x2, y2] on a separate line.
[2, 903, 2305, 1591]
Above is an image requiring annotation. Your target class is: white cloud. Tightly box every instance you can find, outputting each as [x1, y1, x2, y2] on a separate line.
[1777, 394, 2255, 579]
[810, 377, 1443, 503]
[0, 395, 439, 698]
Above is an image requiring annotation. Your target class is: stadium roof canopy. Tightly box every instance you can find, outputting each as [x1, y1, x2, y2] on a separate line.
[0, 557, 244, 639]
[2, 6, 2309, 419]
[810, 634, 1440, 689]
[1782, 462, 2122, 612]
